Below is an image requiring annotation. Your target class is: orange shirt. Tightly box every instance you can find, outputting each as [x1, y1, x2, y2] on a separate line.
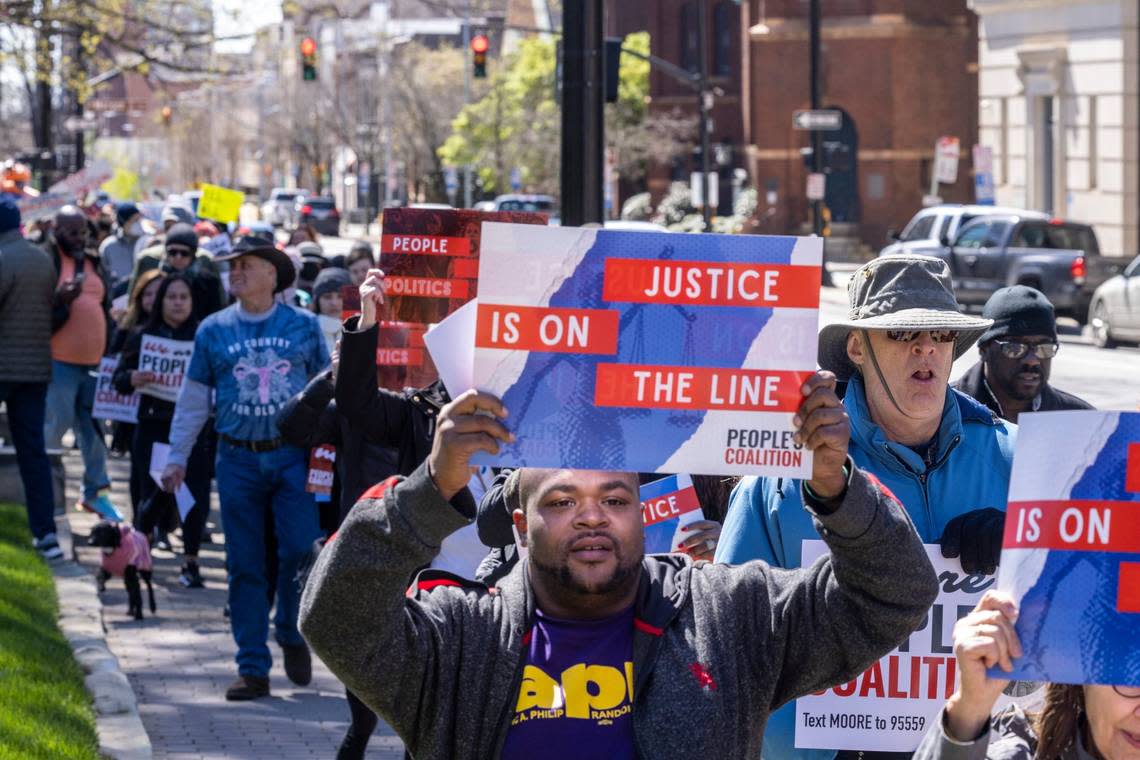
[51, 255, 107, 365]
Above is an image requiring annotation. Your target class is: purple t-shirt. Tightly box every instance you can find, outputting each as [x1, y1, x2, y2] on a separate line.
[500, 605, 636, 760]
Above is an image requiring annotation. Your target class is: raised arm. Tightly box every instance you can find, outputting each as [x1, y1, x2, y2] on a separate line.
[299, 390, 513, 737]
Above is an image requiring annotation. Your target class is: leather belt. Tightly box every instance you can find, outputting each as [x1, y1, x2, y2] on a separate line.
[220, 434, 283, 453]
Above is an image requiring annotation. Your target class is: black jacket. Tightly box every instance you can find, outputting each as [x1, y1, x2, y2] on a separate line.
[277, 370, 399, 524]
[334, 316, 449, 477]
[953, 361, 1094, 421]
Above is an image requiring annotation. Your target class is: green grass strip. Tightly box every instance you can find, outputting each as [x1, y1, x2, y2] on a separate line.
[0, 503, 99, 760]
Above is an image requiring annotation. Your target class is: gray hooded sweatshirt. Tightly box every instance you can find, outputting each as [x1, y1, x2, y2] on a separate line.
[299, 463, 938, 759]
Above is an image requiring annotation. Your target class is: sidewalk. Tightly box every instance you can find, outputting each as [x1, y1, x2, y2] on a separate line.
[64, 450, 405, 759]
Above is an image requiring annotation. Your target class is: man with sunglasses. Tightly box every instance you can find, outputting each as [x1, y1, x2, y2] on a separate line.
[161, 223, 224, 322]
[717, 255, 1017, 760]
[954, 285, 1093, 423]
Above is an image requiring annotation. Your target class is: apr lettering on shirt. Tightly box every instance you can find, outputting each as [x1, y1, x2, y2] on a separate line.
[513, 662, 634, 724]
[500, 607, 636, 760]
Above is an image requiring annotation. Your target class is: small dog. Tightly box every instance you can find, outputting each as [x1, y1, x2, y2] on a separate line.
[88, 521, 156, 620]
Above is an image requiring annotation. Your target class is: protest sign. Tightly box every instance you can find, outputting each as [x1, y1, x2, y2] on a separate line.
[424, 298, 478, 396]
[197, 183, 244, 224]
[148, 443, 194, 520]
[306, 445, 336, 496]
[471, 224, 820, 476]
[997, 410, 1140, 687]
[92, 356, 139, 423]
[640, 474, 704, 554]
[795, 541, 998, 752]
[137, 335, 194, 403]
[376, 207, 546, 392]
[47, 160, 112, 198]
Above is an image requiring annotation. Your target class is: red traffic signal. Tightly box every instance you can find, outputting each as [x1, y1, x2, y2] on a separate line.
[470, 34, 489, 54]
[300, 37, 317, 57]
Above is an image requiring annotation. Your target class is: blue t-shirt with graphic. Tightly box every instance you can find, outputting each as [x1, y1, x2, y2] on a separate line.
[187, 303, 329, 442]
[500, 605, 636, 760]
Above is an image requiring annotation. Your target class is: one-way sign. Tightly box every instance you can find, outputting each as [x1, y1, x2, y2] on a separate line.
[792, 109, 842, 131]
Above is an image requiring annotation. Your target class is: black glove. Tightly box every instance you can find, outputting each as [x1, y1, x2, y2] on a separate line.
[939, 508, 1005, 575]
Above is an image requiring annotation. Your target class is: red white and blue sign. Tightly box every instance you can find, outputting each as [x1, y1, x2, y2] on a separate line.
[640, 474, 704, 554]
[997, 410, 1140, 687]
[472, 224, 821, 476]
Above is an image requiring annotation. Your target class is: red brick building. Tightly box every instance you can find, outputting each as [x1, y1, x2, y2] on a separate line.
[633, 0, 979, 251]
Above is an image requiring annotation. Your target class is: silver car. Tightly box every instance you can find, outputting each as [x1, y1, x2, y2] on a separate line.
[1088, 254, 1140, 348]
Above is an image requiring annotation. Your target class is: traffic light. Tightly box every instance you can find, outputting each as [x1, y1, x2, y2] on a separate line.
[300, 37, 317, 81]
[471, 34, 488, 78]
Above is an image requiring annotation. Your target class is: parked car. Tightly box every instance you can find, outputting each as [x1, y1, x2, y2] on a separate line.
[879, 204, 1047, 258]
[603, 220, 670, 233]
[297, 195, 340, 236]
[261, 188, 307, 228]
[1088, 254, 1140, 348]
[937, 214, 1122, 323]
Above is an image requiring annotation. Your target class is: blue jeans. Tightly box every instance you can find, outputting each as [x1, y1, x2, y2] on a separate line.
[44, 360, 110, 502]
[215, 440, 321, 678]
[0, 382, 56, 539]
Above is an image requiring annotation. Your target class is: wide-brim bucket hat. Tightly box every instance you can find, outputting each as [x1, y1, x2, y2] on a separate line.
[818, 254, 992, 381]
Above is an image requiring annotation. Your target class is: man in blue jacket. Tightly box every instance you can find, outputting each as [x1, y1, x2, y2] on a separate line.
[716, 254, 1017, 760]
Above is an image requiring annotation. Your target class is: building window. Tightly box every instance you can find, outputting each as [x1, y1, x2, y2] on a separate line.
[713, 2, 735, 77]
[680, 3, 700, 73]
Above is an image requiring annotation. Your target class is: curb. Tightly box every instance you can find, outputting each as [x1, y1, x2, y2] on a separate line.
[52, 513, 153, 760]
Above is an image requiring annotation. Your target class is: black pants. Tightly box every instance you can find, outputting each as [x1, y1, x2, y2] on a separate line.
[131, 418, 211, 556]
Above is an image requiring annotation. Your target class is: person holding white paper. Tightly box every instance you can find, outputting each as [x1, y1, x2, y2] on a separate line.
[113, 273, 210, 588]
[915, 590, 1140, 760]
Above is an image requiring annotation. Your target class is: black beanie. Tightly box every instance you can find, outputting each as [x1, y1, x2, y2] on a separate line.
[312, 266, 351, 302]
[978, 285, 1057, 344]
[164, 223, 199, 252]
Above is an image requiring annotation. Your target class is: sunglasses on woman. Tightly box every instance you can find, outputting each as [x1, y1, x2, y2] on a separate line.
[885, 329, 960, 344]
[991, 339, 1060, 360]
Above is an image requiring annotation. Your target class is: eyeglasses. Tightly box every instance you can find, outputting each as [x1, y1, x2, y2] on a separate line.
[885, 329, 960, 344]
[992, 340, 1059, 360]
[166, 248, 194, 259]
[1112, 684, 1140, 698]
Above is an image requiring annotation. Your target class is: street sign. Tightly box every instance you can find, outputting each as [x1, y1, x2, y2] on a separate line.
[64, 116, 98, 132]
[806, 172, 826, 201]
[792, 109, 842, 131]
[972, 144, 995, 205]
[510, 167, 522, 192]
[934, 136, 961, 184]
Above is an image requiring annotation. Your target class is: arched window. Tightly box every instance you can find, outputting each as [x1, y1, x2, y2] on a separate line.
[680, 2, 700, 73]
[713, 1, 735, 76]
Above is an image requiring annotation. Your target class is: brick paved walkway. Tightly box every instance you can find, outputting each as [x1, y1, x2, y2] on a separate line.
[64, 450, 405, 759]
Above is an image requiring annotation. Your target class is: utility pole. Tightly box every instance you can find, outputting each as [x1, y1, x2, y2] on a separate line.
[697, 0, 712, 231]
[559, 0, 605, 226]
[809, 0, 833, 285]
[462, 1, 473, 208]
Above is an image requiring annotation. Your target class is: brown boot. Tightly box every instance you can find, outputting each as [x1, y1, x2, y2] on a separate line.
[225, 674, 270, 701]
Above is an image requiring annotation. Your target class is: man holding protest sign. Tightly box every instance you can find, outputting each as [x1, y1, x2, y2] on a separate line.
[299, 374, 939, 759]
[717, 255, 1018, 759]
[162, 236, 329, 700]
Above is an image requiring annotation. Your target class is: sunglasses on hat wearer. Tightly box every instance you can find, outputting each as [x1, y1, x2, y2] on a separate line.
[166, 246, 194, 259]
[990, 339, 1060, 360]
[885, 329, 960, 344]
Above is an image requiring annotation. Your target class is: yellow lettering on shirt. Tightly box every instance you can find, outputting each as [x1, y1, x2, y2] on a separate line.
[513, 662, 635, 722]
